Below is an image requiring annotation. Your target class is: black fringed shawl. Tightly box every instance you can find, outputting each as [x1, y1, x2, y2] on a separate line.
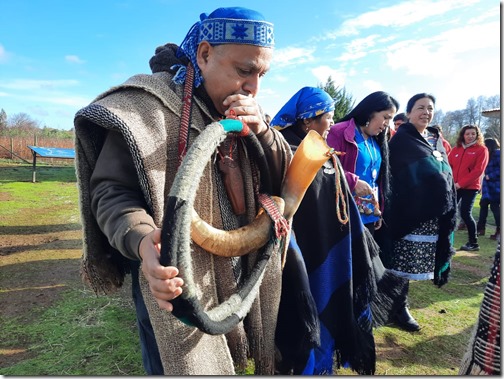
[278, 127, 408, 375]
[382, 123, 457, 286]
[275, 234, 321, 375]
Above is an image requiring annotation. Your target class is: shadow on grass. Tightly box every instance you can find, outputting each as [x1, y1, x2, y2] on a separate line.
[0, 223, 82, 235]
[0, 165, 76, 183]
[0, 257, 140, 375]
[0, 224, 83, 256]
[0, 238, 83, 256]
[376, 324, 474, 373]
[374, 233, 497, 374]
[0, 258, 82, 320]
[409, 271, 487, 310]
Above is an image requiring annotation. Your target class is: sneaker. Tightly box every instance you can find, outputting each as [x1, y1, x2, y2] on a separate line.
[460, 242, 480, 251]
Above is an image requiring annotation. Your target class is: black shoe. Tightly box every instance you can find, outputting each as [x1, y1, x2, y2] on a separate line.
[394, 307, 420, 332]
[460, 242, 480, 251]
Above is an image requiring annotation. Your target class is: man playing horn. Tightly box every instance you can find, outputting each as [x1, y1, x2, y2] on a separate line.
[74, 7, 293, 375]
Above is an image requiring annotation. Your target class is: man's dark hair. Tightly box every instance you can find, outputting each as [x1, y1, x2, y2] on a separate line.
[393, 113, 407, 122]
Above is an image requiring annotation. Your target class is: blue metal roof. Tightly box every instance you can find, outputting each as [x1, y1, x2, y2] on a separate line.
[27, 145, 75, 159]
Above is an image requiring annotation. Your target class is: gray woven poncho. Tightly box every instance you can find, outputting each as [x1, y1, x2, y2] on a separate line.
[74, 68, 291, 375]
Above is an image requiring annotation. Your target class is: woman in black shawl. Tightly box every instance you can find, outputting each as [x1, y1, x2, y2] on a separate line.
[273, 87, 407, 375]
[376, 93, 457, 331]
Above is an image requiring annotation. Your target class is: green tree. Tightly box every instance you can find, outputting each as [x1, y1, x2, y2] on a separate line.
[318, 76, 354, 123]
[41, 126, 74, 139]
[0, 108, 7, 133]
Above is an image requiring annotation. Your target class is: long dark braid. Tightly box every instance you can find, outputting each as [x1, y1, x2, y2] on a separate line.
[375, 130, 391, 207]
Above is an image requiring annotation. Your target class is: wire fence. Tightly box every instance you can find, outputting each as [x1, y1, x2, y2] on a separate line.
[0, 136, 75, 165]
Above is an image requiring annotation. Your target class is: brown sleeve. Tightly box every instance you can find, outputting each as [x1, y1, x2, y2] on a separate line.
[90, 130, 157, 261]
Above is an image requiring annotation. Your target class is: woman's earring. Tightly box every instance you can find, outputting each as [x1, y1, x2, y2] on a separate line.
[304, 120, 310, 132]
[365, 121, 370, 127]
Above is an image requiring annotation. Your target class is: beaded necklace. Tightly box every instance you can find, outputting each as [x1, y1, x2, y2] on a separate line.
[355, 126, 382, 217]
[356, 126, 379, 180]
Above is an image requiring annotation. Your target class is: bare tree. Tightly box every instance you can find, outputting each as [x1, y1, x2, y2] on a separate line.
[484, 118, 500, 140]
[485, 95, 500, 108]
[440, 110, 467, 144]
[431, 109, 445, 126]
[8, 113, 41, 133]
[465, 98, 480, 126]
[480, 95, 501, 139]
[438, 94, 500, 143]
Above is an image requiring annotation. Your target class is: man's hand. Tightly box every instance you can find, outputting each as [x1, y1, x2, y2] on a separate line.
[139, 228, 184, 312]
[223, 94, 267, 135]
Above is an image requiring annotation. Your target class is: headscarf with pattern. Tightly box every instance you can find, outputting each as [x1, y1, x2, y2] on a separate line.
[172, 7, 274, 88]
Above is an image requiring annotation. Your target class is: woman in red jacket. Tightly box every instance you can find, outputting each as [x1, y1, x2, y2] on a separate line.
[448, 125, 489, 251]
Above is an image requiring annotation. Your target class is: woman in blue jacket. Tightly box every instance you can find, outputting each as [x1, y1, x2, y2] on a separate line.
[477, 138, 500, 240]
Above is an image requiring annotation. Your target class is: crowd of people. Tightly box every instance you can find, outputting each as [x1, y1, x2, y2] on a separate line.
[73, 6, 499, 376]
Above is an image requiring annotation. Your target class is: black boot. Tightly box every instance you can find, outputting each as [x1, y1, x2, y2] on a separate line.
[394, 306, 420, 332]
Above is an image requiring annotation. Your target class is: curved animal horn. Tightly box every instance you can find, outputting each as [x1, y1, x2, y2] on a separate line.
[281, 130, 331, 219]
[191, 196, 285, 257]
[190, 130, 331, 257]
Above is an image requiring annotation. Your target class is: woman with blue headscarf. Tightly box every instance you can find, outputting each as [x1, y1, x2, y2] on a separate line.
[272, 87, 407, 375]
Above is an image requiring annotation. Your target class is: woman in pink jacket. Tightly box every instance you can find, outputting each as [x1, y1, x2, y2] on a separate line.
[326, 92, 422, 333]
[326, 91, 398, 236]
[448, 124, 489, 251]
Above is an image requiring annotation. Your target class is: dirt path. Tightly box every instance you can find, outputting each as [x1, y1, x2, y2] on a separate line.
[0, 226, 83, 366]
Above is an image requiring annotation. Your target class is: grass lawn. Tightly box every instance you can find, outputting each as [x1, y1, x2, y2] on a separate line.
[0, 160, 499, 375]
[353, 192, 499, 375]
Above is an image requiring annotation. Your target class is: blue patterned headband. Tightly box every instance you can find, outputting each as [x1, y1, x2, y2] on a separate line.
[271, 87, 335, 130]
[172, 7, 274, 88]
